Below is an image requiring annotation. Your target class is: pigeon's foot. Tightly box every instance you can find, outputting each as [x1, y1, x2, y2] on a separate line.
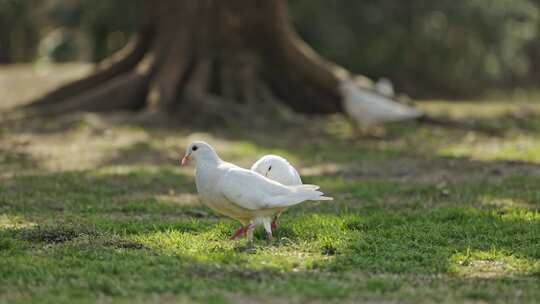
[230, 226, 247, 240]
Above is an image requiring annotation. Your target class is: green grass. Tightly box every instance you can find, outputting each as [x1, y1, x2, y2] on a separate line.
[1, 66, 540, 303]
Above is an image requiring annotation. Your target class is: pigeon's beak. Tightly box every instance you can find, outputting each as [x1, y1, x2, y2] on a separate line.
[180, 153, 190, 166]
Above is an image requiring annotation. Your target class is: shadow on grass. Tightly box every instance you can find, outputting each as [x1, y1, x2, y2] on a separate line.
[0, 147, 42, 172]
[0, 167, 207, 220]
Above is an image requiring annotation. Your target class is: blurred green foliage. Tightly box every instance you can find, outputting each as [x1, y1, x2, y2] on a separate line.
[0, 0, 40, 62]
[75, 0, 142, 61]
[290, 0, 539, 97]
[0, 0, 539, 97]
[0, 0, 140, 63]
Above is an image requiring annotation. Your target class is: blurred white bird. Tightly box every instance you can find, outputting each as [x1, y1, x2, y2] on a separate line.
[339, 78, 423, 128]
[180, 141, 332, 241]
[251, 155, 302, 233]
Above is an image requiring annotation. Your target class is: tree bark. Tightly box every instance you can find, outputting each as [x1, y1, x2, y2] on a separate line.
[23, 0, 347, 117]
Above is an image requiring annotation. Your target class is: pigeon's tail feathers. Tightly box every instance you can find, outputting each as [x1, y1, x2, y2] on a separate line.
[296, 184, 320, 191]
[267, 185, 333, 207]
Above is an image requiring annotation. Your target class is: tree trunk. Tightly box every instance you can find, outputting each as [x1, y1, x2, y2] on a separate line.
[24, 0, 347, 118]
[0, 18, 11, 63]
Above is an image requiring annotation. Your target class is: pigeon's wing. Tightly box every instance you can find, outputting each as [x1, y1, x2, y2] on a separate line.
[219, 167, 329, 210]
[219, 167, 291, 210]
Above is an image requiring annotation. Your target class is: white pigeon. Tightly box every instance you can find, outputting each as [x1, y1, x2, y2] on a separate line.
[180, 141, 332, 241]
[251, 155, 302, 186]
[251, 155, 302, 233]
[339, 78, 423, 128]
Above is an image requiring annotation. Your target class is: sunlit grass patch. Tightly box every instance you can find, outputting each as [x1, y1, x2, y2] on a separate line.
[449, 249, 539, 278]
[0, 214, 35, 229]
[418, 99, 540, 120]
[154, 192, 200, 206]
[133, 215, 351, 272]
[439, 135, 540, 163]
[478, 196, 536, 210]
[496, 208, 540, 222]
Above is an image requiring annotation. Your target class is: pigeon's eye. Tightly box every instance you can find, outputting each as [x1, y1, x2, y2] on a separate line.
[192, 146, 198, 151]
[268, 166, 272, 171]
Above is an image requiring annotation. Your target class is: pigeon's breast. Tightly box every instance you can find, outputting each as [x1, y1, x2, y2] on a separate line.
[195, 165, 253, 222]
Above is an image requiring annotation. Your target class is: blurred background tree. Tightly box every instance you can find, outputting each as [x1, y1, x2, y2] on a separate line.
[0, 0, 539, 98]
[0, 0, 41, 63]
[0, 0, 140, 63]
[290, 0, 539, 98]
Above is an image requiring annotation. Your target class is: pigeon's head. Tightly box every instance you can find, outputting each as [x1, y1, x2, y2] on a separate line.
[180, 141, 218, 166]
[251, 155, 291, 180]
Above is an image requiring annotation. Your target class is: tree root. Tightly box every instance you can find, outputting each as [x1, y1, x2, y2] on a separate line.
[25, 27, 154, 109]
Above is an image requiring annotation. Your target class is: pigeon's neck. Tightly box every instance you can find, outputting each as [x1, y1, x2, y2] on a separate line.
[195, 153, 221, 169]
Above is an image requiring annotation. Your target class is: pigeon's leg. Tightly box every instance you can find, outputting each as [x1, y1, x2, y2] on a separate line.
[271, 213, 280, 232]
[244, 221, 257, 242]
[270, 218, 277, 231]
[230, 226, 247, 241]
[263, 218, 273, 241]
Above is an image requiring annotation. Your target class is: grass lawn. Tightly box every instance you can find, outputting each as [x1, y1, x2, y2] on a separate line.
[0, 65, 539, 303]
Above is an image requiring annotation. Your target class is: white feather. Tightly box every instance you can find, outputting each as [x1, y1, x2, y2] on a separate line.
[340, 79, 422, 127]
